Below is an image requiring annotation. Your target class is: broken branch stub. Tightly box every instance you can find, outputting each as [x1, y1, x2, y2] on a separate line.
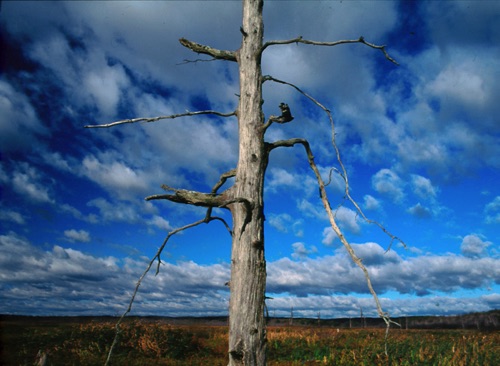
[179, 38, 237, 62]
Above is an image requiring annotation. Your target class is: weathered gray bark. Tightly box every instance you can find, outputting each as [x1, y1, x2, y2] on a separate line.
[227, 1, 267, 364]
[87, 1, 401, 364]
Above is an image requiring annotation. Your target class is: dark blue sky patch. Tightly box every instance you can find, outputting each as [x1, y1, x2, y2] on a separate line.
[0, 30, 38, 74]
[391, 0, 432, 56]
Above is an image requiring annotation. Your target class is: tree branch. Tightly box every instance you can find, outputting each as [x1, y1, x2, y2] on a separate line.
[179, 38, 237, 62]
[212, 169, 236, 194]
[146, 185, 230, 207]
[104, 213, 230, 366]
[84, 110, 236, 129]
[262, 36, 398, 65]
[146, 180, 252, 235]
[265, 76, 405, 250]
[267, 137, 400, 353]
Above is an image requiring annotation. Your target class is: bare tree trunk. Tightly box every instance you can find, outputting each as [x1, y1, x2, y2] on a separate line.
[227, 0, 267, 364]
[88, 1, 400, 364]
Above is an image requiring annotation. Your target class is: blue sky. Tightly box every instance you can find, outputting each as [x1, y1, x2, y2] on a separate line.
[0, 1, 499, 319]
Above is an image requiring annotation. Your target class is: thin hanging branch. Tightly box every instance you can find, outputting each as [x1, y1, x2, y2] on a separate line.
[267, 138, 400, 354]
[104, 166, 236, 365]
[84, 110, 236, 129]
[264, 76, 405, 250]
[262, 36, 398, 65]
[104, 214, 229, 366]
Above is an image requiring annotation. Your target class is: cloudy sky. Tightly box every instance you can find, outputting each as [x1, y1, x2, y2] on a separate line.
[1, 1, 499, 319]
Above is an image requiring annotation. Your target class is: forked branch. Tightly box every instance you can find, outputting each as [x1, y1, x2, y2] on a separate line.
[262, 36, 398, 65]
[84, 110, 236, 129]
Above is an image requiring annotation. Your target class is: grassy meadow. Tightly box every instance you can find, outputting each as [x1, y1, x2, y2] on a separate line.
[1, 316, 498, 365]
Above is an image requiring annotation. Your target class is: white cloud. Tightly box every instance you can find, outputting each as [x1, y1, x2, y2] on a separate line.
[407, 203, 432, 219]
[461, 234, 491, 258]
[0, 208, 26, 225]
[298, 199, 327, 220]
[485, 196, 500, 224]
[0, 79, 47, 153]
[363, 195, 381, 211]
[372, 169, 405, 203]
[83, 63, 129, 118]
[0, 233, 498, 317]
[87, 198, 142, 224]
[322, 227, 337, 246]
[81, 155, 150, 199]
[291, 242, 317, 260]
[334, 206, 362, 234]
[9, 163, 54, 204]
[149, 215, 172, 232]
[427, 62, 487, 108]
[268, 213, 303, 237]
[64, 229, 91, 243]
[411, 175, 438, 200]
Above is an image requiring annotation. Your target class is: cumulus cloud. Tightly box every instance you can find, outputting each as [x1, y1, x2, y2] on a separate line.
[0, 208, 26, 225]
[485, 196, 500, 224]
[81, 155, 150, 200]
[460, 234, 491, 258]
[322, 227, 337, 246]
[407, 203, 432, 219]
[268, 213, 303, 237]
[363, 195, 381, 211]
[5, 163, 54, 204]
[149, 215, 172, 232]
[411, 174, 438, 200]
[63, 229, 91, 243]
[0, 79, 47, 153]
[87, 198, 144, 224]
[291, 242, 317, 260]
[298, 201, 361, 235]
[0, 233, 498, 317]
[372, 169, 405, 203]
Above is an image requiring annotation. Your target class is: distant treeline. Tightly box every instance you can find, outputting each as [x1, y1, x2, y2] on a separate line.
[1, 309, 498, 330]
[269, 309, 499, 331]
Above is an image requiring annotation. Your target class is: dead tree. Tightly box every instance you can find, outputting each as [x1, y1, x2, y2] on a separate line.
[87, 0, 401, 365]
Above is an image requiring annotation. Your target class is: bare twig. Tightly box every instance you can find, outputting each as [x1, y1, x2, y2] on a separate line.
[265, 76, 406, 353]
[262, 36, 398, 65]
[177, 58, 218, 65]
[265, 76, 405, 250]
[104, 166, 237, 365]
[85, 110, 236, 129]
[105, 216, 220, 366]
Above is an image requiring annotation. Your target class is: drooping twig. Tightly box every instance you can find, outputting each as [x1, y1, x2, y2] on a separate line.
[264, 76, 405, 250]
[104, 167, 237, 365]
[104, 216, 224, 366]
[267, 138, 400, 354]
[265, 75, 405, 353]
[262, 36, 398, 65]
[84, 110, 236, 129]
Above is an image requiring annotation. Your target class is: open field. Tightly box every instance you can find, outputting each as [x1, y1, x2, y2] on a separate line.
[1, 316, 498, 365]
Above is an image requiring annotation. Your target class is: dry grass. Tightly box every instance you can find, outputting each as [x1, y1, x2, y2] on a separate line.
[1, 318, 498, 365]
